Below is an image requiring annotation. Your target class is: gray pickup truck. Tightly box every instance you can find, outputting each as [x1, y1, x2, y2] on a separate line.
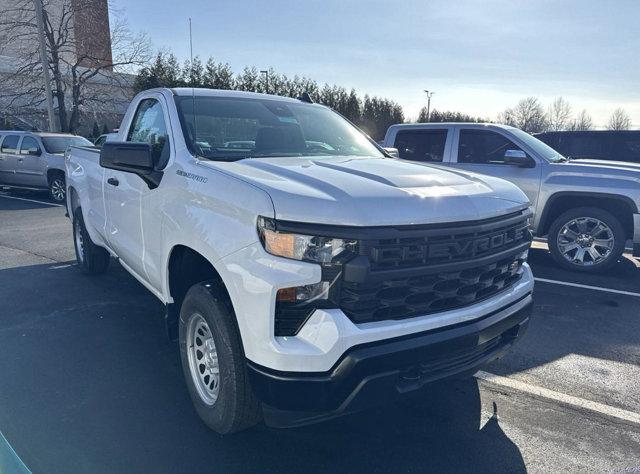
[384, 123, 640, 273]
[0, 131, 92, 202]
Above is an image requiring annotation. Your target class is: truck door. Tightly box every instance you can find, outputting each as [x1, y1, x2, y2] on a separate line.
[104, 95, 171, 290]
[0, 135, 21, 185]
[15, 136, 45, 187]
[448, 128, 542, 211]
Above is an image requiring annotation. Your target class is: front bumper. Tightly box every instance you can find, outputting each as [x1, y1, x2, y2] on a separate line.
[248, 293, 532, 428]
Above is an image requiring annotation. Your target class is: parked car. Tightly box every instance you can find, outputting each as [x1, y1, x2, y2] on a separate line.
[66, 88, 533, 433]
[0, 131, 92, 202]
[94, 132, 117, 148]
[536, 130, 640, 163]
[383, 123, 640, 272]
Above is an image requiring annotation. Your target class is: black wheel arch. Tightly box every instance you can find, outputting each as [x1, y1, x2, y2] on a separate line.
[47, 168, 65, 184]
[165, 245, 234, 341]
[537, 191, 637, 238]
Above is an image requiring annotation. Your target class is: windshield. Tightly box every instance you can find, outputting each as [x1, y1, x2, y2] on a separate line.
[174, 95, 384, 161]
[41, 136, 92, 154]
[510, 128, 567, 162]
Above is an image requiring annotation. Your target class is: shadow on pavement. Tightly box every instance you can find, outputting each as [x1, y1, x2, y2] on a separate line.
[527, 247, 640, 292]
[0, 261, 525, 473]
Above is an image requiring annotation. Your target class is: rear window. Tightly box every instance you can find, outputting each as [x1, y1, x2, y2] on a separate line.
[1, 135, 20, 154]
[394, 129, 448, 162]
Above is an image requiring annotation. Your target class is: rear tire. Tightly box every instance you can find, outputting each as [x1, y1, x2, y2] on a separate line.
[49, 173, 66, 203]
[73, 209, 110, 274]
[548, 207, 625, 273]
[179, 282, 261, 434]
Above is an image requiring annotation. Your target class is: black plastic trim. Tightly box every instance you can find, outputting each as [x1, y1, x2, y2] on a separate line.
[343, 240, 530, 283]
[274, 208, 531, 240]
[537, 191, 639, 237]
[248, 293, 532, 423]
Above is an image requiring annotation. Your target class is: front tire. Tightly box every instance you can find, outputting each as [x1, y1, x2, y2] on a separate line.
[49, 173, 66, 202]
[548, 207, 625, 273]
[179, 282, 261, 434]
[73, 209, 110, 274]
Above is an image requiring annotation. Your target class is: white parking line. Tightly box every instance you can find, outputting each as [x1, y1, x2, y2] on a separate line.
[475, 370, 640, 426]
[0, 194, 64, 208]
[534, 277, 640, 298]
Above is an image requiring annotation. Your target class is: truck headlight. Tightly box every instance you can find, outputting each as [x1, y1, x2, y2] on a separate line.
[257, 216, 356, 264]
[257, 216, 357, 337]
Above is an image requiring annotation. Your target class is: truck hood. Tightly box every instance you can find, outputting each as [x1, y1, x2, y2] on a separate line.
[567, 159, 640, 172]
[202, 156, 529, 226]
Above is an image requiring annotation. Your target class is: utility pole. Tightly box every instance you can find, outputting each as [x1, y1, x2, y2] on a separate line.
[33, 0, 56, 132]
[260, 70, 269, 94]
[423, 90, 435, 122]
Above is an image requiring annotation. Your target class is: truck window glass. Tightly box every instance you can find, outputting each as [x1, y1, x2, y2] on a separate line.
[127, 98, 170, 167]
[458, 130, 524, 165]
[509, 128, 565, 162]
[1, 135, 20, 154]
[394, 130, 447, 162]
[175, 96, 383, 161]
[19, 136, 40, 155]
[41, 136, 92, 154]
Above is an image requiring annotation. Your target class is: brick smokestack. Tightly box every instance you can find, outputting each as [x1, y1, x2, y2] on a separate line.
[71, 0, 113, 69]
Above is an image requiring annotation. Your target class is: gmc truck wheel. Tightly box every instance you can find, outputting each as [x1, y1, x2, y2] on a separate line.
[49, 174, 66, 202]
[73, 209, 110, 274]
[179, 282, 261, 434]
[548, 207, 625, 273]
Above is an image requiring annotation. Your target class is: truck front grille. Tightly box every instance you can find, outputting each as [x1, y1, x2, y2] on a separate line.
[337, 210, 531, 324]
[364, 213, 530, 270]
[340, 254, 525, 323]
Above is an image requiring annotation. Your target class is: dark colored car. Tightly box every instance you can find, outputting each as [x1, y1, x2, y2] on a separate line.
[535, 130, 640, 163]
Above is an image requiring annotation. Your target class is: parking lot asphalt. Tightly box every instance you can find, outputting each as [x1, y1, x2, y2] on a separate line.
[1, 190, 639, 473]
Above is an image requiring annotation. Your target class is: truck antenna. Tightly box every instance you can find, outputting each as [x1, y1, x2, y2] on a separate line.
[189, 18, 198, 149]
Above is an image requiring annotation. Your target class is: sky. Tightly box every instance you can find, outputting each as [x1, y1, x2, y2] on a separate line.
[116, 0, 640, 127]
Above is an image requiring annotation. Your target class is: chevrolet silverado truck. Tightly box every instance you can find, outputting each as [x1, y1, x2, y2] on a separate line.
[66, 88, 533, 433]
[384, 123, 640, 272]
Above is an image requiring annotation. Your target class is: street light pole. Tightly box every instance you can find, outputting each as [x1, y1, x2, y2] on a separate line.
[423, 90, 435, 122]
[260, 70, 269, 94]
[33, 0, 56, 132]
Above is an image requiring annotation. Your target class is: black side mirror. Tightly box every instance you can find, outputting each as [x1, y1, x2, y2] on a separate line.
[504, 149, 535, 168]
[100, 141, 162, 188]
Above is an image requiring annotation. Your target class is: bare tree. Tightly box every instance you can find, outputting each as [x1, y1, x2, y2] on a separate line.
[568, 109, 593, 131]
[546, 97, 572, 131]
[498, 97, 548, 133]
[0, 0, 150, 132]
[607, 108, 631, 130]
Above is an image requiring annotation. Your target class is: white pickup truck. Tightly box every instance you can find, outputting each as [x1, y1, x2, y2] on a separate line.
[66, 88, 533, 433]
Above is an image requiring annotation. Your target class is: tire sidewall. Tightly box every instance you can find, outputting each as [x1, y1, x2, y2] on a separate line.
[73, 212, 89, 272]
[178, 284, 245, 432]
[548, 207, 625, 272]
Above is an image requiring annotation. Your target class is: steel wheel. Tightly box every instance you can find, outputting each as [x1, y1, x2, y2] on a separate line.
[74, 218, 85, 263]
[557, 217, 614, 266]
[186, 313, 220, 405]
[50, 178, 66, 202]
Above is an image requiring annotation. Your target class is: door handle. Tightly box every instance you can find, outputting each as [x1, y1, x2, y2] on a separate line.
[107, 177, 119, 186]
